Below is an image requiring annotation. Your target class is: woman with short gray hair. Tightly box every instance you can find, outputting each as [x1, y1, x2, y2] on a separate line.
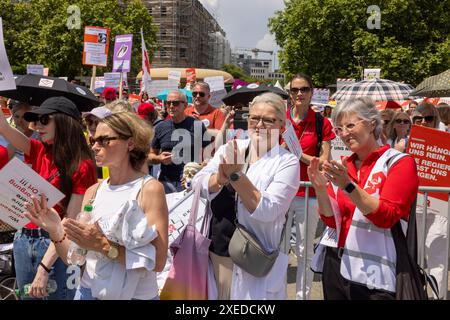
[308, 97, 419, 299]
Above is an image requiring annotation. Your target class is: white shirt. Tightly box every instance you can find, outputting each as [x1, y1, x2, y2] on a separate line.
[193, 139, 300, 299]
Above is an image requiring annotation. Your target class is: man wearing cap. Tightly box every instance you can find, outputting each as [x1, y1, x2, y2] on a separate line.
[102, 87, 117, 104]
[137, 102, 163, 127]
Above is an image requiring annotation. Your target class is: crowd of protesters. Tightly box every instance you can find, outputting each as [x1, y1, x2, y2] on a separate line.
[0, 74, 448, 301]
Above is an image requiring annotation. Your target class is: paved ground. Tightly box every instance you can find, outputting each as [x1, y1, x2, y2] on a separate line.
[286, 251, 450, 300]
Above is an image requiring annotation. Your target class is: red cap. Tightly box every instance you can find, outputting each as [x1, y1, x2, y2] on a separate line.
[137, 102, 155, 119]
[103, 87, 117, 100]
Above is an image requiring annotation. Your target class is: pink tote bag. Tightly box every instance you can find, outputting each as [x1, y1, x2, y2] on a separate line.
[160, 177, 212, 300]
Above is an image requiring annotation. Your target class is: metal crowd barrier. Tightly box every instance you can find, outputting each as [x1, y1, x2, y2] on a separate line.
[298, 182, 450, 300]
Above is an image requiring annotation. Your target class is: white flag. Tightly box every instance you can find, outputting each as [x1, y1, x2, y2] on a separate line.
[140, 28, 152, 95]
[0, 18, 16, 91]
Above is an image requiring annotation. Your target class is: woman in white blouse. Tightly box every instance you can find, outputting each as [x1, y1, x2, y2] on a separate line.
[193, 92, 300, 300]
[24, 112, 168, 300]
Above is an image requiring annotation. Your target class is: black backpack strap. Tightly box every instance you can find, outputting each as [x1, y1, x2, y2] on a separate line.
[315, 112, 324, 157]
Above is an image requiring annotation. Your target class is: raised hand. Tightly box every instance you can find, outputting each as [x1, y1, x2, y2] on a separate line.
[307, 157, 329, 190]
[322, 158, 351, 189]
[24, 194, 63, 238]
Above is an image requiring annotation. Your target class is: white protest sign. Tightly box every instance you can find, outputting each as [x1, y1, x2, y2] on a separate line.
[209, 88, 227, 108]
[330, 136, 352, 161]
[364, 68, 381, 80]
[147, 80, 179, 98]
[84, 52, 107, 67]
[312, 88, 330, 105]
[94, 76, 105, 89]
[0, 18, 16, 91]
[26, 64, 44, 75]
[204, 76, 225, 91]
[168, 70, 182, 84]
[0, 158, 65, 230]
[104, 72, 127, 89]
[282, 121, 303, 160]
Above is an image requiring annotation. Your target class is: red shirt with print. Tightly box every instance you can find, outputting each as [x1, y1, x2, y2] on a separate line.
[319, 145, 419, 248]
[24, 139, 97, 229]
[185, 104, 227, 130]
[283, 107, 335, 197]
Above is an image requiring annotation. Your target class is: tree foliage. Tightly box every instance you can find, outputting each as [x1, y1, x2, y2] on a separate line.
[0, 0, 158, 79]
[269, 0, 449, 87]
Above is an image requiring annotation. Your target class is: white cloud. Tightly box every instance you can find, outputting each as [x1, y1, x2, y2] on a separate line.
[256, 33, 277, 51]
[199, 0, 219, 11]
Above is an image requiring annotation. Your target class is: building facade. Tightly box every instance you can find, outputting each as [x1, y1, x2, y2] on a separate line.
[143, 0, 231, 69]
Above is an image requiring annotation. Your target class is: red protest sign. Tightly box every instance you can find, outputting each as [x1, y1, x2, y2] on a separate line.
[407, 124, 450, 221]
[186, 68, 197, 83]
[82, 26, 110, 67]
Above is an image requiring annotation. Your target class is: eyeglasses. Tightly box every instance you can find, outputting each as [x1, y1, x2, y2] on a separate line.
[248, 115, 278, 127]
[192, 92, 206, 98]
[34, 114, 52, 126]
[89, 135, 121, 148]
[165, 100, 184, 107]
[333, 119, 366, 136]
[412, 116, 435, 124]
[394, 119, 411, 125]
[290, 87, 311, 94]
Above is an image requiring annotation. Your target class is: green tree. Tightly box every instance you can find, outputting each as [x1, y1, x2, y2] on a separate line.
[269, 0, 449, 87]
[1, 0, 157, 79]
[222, 64, 275, 85]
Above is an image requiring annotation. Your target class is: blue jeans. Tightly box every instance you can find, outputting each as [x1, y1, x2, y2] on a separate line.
[13, 229, 75, 300]
[74, 286, 160, 300]
[159, 177, 183, 194]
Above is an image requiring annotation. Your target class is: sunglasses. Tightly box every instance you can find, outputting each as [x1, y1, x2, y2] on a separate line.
[290, 87, 311, 94]
[33, 114, 52, 126]
[164, 100, 184, 107]
[412, 116, 435, 123]
[394, 119, 411, 125]
[89, 135, 121, 148]
[192, 92, 206, 98]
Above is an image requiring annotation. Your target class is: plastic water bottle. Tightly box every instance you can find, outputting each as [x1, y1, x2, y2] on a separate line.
[15, 279, 57, 297]
[67, 204, 93, 266]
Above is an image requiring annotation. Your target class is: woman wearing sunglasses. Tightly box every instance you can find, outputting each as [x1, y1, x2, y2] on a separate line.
[283, 73, 335, 300]
[410, 102, 446, 299]
[307, 97, 419, 299]
[0, 96, 97, 300]
[23, 112, 168, 300]
[386, 111, 411, 152]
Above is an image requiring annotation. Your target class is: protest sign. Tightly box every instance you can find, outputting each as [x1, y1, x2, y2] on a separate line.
[26, 64, 44, 75]
[364, 68, 381, 80]
[112, 34, 133, 73]
[312, 88, 330, 105]
[94, 76, 105, 89]
[331, 136, 352, 161]
[104, 72, 127, 89]
[282, 121, 302, 160]
[204, 76, 226, 107]
[0, 18, 16, 91]
[147, 80, 179, 98]
[407, 125, 450, 217]
[0, 158, 65, 230]
[186, 68, 196, 84]
[83, 26, 110, 67]
[168, 70, 182, 84]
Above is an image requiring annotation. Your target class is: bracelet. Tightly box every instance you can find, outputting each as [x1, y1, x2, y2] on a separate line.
[51, 232, 66, 244]
[39, 262, 51, 274]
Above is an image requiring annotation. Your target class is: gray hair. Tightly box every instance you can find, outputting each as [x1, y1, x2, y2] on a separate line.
[193, 81, 210, 93]
[105, 99, 134, 113]
[332, 97, 382, 139]
[168, 90, 187, 103]
[250, 92, 287, 123]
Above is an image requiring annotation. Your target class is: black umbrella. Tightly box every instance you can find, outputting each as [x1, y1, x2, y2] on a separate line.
[222, 83, 289, 106]
[0, 74, 100, 111]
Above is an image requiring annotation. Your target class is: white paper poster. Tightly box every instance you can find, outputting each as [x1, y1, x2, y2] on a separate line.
[364, 68, 381, 80]
[0, 158, 65, 230]
[209, 88, 227, 108]
[168, 70, 182, 84]
[94, 76, 105, 89]
[282, 121, 303, 160]
[147, 80, 179, 98]
[104, 72, 127, 89]
[26, 64, 44, 75]
[312, 88, 330, 105]
[204, 76, 225, 91]
[0, 18, 16, 91]
[330, 136, 352, 161]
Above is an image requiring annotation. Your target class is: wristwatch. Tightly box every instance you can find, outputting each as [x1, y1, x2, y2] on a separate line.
[107, 242, 119, 260]
[230, 171, 243, 182]
[343, 182, 356, 194]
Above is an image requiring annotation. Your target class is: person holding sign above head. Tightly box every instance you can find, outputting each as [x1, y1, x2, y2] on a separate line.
[24, 112, 168, 300]
[282, 73, 335, 300]
[308, 97, 419, 300]
[0, 96, 97, 300]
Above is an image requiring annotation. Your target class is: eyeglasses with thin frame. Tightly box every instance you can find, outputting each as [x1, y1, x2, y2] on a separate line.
[164, 100, 184, 107]
[33, 114, 52, 126]
[333, 119, 366, 136]
[394, 119, 411, 125]
[192, 91, 206, 98]
[89, 135, 122, 148]
[290, 87, 311, 95]
[248, 115, 278, 127]
[412, 115, 435, 124]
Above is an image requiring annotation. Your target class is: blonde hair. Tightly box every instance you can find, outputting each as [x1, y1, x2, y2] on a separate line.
[101, 112, 153, 171]
[249, 92, 287, 123]
[105, 99, 134, 113]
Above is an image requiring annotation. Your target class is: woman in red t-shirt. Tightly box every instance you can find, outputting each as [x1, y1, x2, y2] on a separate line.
[0, 96, 97, 300]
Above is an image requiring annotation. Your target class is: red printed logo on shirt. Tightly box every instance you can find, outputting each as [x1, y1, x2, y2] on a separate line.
[364, 172, 386, 195]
